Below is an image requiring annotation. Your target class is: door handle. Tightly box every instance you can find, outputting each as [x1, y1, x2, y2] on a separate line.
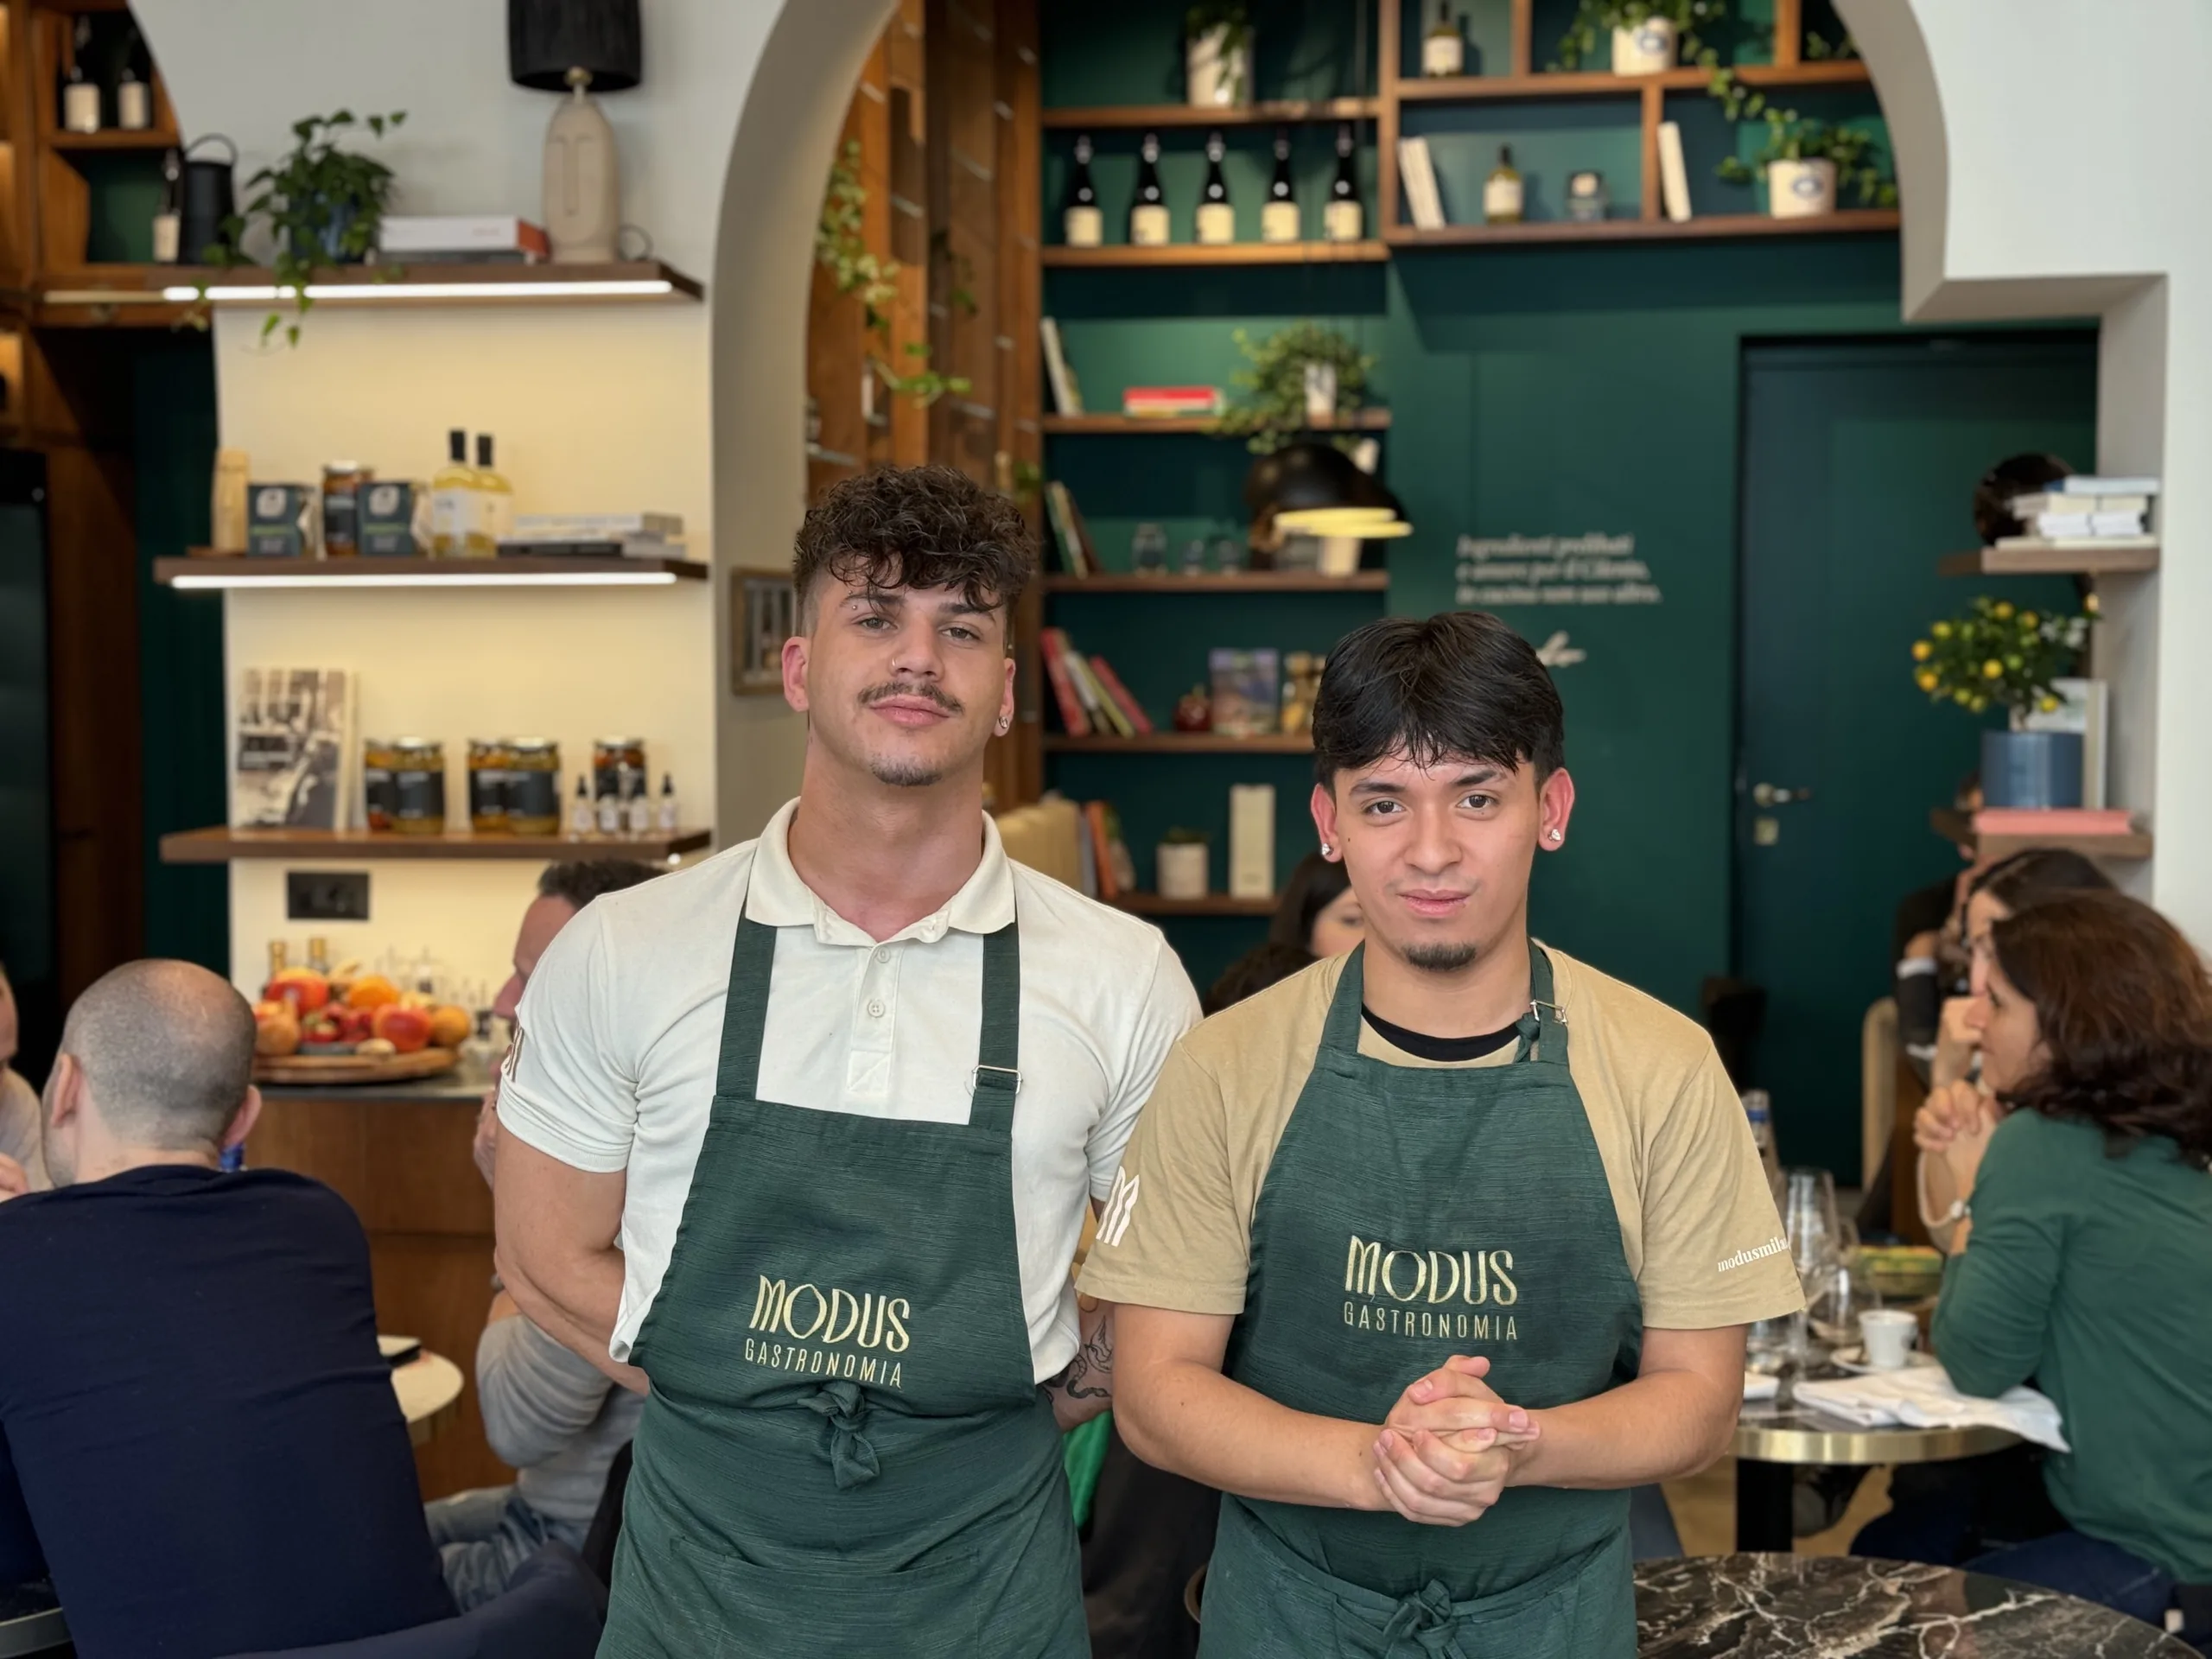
[1751, 783, 1814, 808]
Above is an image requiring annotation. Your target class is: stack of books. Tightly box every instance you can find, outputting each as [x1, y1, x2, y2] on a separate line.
[1395, 137, 1446, 230]
[1974, 807, 2140, 844]
[1122, 385, 1222, 419]
[1042, 482, 1100, 575]
[1040, 628, 1152, 737]
[1999, 476, 2158, 551]
[1076, 799, 1137, 902]
[499, 512, 686, 560]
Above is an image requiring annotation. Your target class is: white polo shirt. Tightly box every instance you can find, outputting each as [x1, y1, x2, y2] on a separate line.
[499, 798, 1201, 1379]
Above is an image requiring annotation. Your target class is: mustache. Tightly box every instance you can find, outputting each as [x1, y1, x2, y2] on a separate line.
[860, 681, 963, 715]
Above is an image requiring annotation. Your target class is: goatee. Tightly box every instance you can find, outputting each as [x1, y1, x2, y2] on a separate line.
[1403, 941, 1481, 974]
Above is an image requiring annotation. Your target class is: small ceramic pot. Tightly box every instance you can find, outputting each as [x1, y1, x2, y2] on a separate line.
[1611, 18, 1676, 74]
[1157, 842, 1209, 899]
[1767, 157, 1838, 219]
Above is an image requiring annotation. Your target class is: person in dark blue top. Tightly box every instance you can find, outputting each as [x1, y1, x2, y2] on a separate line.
[0, 959, 455, 1659]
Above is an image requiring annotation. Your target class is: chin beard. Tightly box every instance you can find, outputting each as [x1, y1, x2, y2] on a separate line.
[1402, 940, 1481, 974]
[869, 757, 946, 789]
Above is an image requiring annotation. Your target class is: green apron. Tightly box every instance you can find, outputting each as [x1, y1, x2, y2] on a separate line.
[1199, 942, 1643, 1659]
[599, 904, 1088, 1658]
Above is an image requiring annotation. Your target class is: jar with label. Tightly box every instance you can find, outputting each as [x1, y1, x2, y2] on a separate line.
[390, 738, 447, 834]
[467, 741, 511, 833]
[321, 461, 372, 558]
[364, 740, 402, 830]
[594, 737, 646, 808]
[505, 740, 563, 836]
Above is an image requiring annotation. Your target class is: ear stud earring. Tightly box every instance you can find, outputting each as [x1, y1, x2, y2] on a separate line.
[1548, 830, 1564, 842]
[1319, 842, 1335, 859]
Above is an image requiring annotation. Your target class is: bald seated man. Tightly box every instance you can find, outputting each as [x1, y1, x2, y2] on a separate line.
[0, 961, 455, 1659]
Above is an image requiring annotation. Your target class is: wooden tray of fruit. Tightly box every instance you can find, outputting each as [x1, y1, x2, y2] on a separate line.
[252, 966, 475, 1087]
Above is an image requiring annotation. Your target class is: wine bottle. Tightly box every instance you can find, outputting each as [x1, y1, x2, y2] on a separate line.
[1261, 127, 1300, 244]
[152, 147, 182, 264]
[116, 27, 152, 130]
[1064, 134, 1103, 248]
[430, 429, 477, 558]
[1423, 1, 1465, 77]
[60, 17, 100, 135]
[1483, 143, 1524, 224]
[1195, 130, 1235, 245]
[1324, 123, 1363, 242]
[1129, 131, 1171, 246]
[473, 435, 515, 552]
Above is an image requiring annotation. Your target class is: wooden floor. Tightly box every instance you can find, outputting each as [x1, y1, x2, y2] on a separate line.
[1663, 1459, 1895, 1557]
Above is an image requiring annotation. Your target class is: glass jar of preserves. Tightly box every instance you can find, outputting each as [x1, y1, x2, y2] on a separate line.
[505, 739, 562, 836]
[467, 740, 511, 834]
[389, 738, 447, 835]
[364, 739, 401, 830]
[593, 737, 646, 808]
[321, 461, 371, 558]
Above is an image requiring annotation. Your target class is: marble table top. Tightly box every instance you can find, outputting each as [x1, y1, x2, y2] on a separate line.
[1636, 1554, 2195, 1658]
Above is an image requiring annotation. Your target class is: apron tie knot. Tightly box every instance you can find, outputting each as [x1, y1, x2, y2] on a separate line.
[801, 1379, 881, 1489]
[1380, 1579, 1470, 1659]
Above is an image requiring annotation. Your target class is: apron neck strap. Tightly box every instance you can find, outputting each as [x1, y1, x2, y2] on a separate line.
[715, 891, 1025, 1128]
[1319, 938, 1567, 1065]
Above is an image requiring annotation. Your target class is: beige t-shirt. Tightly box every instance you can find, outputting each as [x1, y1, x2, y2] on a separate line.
[1078, 945, 1803, 1331]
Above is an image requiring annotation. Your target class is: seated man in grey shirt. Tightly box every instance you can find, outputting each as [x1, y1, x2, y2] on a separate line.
[424, 861, 655, 1609]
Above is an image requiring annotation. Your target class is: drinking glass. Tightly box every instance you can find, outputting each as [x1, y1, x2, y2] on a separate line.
[1783, 1167, 1842, 1277]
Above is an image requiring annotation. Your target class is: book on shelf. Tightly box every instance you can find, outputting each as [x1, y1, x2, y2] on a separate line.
[1395, 137, 1446, 231]
[1040, 316, 1083, 416]
[1992, 533, 2157, 552]
[1210, 648, 1282, 739]
[1084, 800, 1132, 901]
[496, 537, 683, 559]
[1086, 657, 1155, 734]
[1973, 807, 2136, 838]
[2007, 492, 2149, 518]
[1122, 386, 1223, 417]
[1062, 488, 1102, 572]
[2025, 511, 2145, 538]
[1656, 123, 1693, 223]
[232, 666, 358, 831]
[1229, 783, 1275, 900]
[1071, 652, 1134, 737]
[1039, 628, 1092, 735]
[1072, 797, 1099, 897]
[377, 215, 549, 259]
[1042, 483, 1089, 576]
[2021, 677, 2110, 810]
[515, 512, 684, 538]
[2049, 475, 2159, 496]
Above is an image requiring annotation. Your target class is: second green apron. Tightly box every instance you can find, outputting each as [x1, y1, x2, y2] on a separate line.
[600, 902, 1088, 1657]
[1200, 942, 1643, 1659]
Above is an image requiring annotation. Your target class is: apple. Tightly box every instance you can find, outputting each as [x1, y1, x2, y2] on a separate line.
[371, 1004, 433, 1054]
[338, 1007, 377, 1044]
[264, 969, 330, 1014]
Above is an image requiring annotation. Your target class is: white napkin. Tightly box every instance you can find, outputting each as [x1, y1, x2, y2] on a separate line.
[1793, 1363, 2069, 1452]
[1742, 1371, 1779, 1402]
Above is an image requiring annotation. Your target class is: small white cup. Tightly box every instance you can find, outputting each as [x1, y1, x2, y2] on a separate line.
[1859, 1308, 1918, 1370]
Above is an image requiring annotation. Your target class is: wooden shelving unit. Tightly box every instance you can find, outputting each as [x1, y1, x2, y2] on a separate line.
[160, 826, 714, 865]
[47, 125, 176, 151]
[1046, 733, 1313, 755]
[1393, 60, 1873, 103]
[1930, 809, 2152, 863]
[1111, 892, 1278, 917]
[1387, 210, 1898, 248]
[1043, 97, 1378, 130]
[1042, 408, 1390, 435]
[1042, 239, 1387, 268]
[1043, 571, 1388, 593]
[155, 555, 709, 587]
[1939, 543, 2159, 577]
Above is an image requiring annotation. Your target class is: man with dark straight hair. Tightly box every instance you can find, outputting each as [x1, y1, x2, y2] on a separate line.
[495, 466, 1198, 1655]
[1086, 612, 1801, 1656]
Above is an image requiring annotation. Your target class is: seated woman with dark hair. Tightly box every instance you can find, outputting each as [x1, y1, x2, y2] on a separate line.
[1863, 891, 2212, 1639]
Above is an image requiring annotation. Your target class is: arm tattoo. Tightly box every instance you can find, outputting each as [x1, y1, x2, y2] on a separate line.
[1057, 1318, 1115, 1402]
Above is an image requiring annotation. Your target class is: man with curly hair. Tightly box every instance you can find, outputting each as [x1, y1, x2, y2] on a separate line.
[494, 466, 1199, 1655]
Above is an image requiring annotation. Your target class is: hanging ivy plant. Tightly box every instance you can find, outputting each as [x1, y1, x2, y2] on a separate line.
[1216, 321, 1374, 454]
[817, 139, 970, 407]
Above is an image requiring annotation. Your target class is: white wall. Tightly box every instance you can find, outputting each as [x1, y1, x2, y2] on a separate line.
[130, 0, 891, 994]
[1843, 0, 2212, 937]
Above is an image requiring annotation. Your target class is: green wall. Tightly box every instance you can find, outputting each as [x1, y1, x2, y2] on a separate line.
[1041, 2, 1908, 1005]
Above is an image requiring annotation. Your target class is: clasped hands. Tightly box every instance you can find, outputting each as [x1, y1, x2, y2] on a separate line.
[1916, 1076, 1999, 1194]
[1368, 1354, 1538, 1527]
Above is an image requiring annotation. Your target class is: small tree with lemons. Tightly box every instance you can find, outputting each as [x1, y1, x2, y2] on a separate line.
[1910, 594, 2098, 723]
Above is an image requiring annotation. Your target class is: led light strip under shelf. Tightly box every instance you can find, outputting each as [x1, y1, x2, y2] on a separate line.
[168, 570, 684, 590]
[161, 280, 677, 302]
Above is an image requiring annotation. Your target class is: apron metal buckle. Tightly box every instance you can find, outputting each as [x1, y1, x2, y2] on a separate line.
[971, 1064, 1022, 1094]
[1530, 999, 1566, 1024]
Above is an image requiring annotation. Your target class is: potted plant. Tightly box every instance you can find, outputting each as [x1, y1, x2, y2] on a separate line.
[1710, 80, 1897, 218]
[1217, 321, 1374, 454]
[1910, 594, 2098, 808]
[209, 110, 405, 345]
[1186, 4, 1253, 110]
[1554, 0, 1726, 74]
[1156, 827, 1211, 899]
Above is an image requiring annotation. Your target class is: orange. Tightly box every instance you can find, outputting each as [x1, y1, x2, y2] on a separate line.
[427, 1004, 473, 1048]
[345, 974, 401, 1011]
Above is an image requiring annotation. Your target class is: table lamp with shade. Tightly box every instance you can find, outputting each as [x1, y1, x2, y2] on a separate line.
[509, 0, 640, 263]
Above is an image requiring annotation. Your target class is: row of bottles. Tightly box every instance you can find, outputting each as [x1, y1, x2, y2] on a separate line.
[1065, 124, 1365, 249]
[569, 773, 681, 837]
[430, 430, 517, 557]
[60, 16, 155, 135]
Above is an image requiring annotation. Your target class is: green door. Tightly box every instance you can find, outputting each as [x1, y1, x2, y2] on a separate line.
[1735, 334, 2095, 1180]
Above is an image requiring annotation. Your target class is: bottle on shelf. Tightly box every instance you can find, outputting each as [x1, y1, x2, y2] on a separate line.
[1129, 131, 1171, 247]
[152, 147, 183, 264]
[306, 936, 331, 976]
[1261, 127, 1300, 244]
[595, 781, 623, 836]
[1422, 1, 1465, 78]
[1483, 143, 1524, 225]
[1064, 133, 1103, 248]
[569, 775, 595, 836]
[116, 27, 153, 130]
[656, 773, 679, 835]
[1195, 130, 1235, 245]
[266, 940, 289, 982]
[60, 17, 101, 135]
[625, 785, 653, 836]
[1324, 123, 1363, 242]
[430, 429, 478, 557]
[474, 435, 515, 551]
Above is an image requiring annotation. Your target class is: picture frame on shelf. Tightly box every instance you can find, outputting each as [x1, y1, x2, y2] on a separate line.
[732, 569, 798, 696]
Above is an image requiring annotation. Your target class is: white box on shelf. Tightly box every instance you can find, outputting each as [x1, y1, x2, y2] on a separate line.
[1230, 783, 1276, 900]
